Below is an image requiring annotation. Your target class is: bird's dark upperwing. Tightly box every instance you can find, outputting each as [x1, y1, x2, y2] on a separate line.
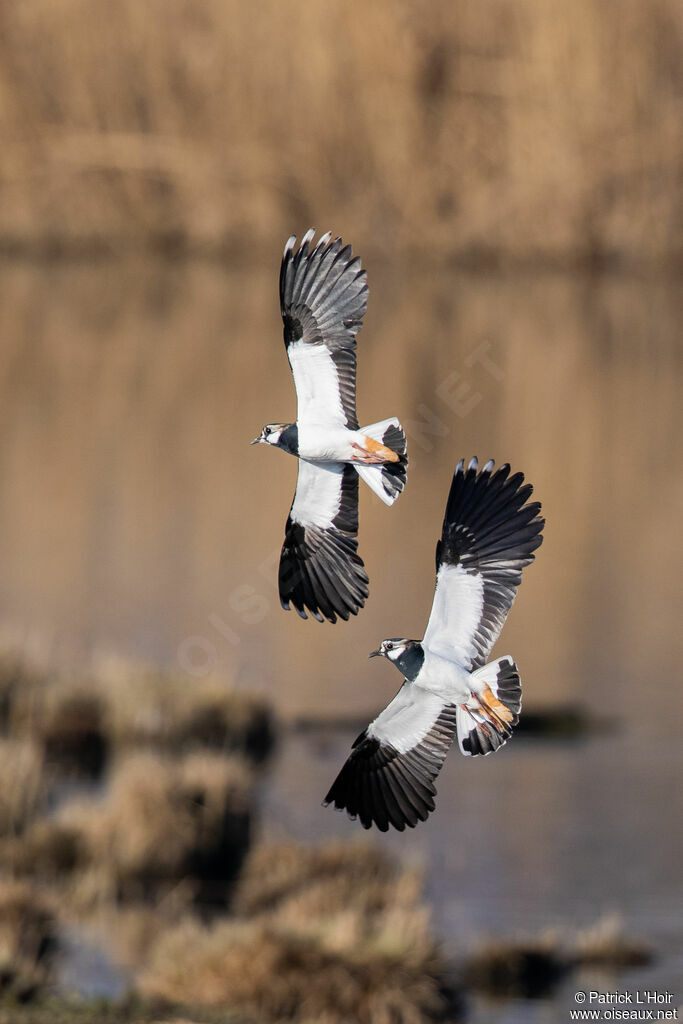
[422, 457, 545, 671]
[280, 230, 368, 431]
[324, 683, 458, 831]
[279, 460, 368, 623]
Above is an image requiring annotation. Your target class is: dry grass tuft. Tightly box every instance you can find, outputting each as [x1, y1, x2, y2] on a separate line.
[3, 749, 253, 909]
[233, 841, 431, 958]
[2, 819, 85, 880]
[0, 653, 48, 735]
[0, 739, 44, 838]
[140, 919, 458, 1023]
[98, 664, 274, 764]
[0, 650, 273, 777]
[0, 880, 58, 1003]
[572, 914, 653, 969]
[234, 840, 405, 916]
[138, 840, 460, 1022]
[462, 938, 567, 999]
[462, 914, 654, 998]
[55, 751, 253, 905]
[39, 692, 108, 779]
[0, 657, 108, 779]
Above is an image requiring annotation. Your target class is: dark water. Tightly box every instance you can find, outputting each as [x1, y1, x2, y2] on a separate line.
[262, 729, 683, 1022]
[1, 261, 681, 1015]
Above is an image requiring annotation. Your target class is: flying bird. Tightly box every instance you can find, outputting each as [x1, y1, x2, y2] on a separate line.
[324, 456, 544, 830]
[251, 229, 407, 624]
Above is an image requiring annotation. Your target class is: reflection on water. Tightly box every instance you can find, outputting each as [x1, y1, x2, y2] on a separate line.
[1, 260, 681, 1016]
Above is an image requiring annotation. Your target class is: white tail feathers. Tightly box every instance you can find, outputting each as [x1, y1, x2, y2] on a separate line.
[456, 656, 522, 757]
[361, 418, 402, 443]
[355, 464, 395, 505]
[355, 418, 407, 506]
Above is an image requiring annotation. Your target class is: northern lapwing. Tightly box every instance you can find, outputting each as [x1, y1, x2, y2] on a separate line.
[251, 230, 407, 624]
[324, 457, 544, 830]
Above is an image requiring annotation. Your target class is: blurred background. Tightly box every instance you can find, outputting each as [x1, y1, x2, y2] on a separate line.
[0, 2, 681, 1023]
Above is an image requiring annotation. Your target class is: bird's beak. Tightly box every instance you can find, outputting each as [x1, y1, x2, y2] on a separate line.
[250, 436, 261, 445]
[368, 648, 382, 659]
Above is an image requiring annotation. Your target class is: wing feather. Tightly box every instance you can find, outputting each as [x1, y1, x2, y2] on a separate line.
[279, 461, 368, 623]
[423, 457, 544, 670]
[280, 230, 367, 430]
[324, 684, 457, 831]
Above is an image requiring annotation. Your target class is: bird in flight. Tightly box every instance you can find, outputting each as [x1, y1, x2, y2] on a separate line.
[251, 230, 407, 624]
[324, 456, 544, 830]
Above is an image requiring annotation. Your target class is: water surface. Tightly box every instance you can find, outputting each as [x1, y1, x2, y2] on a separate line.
[1, 260, 681, 1016]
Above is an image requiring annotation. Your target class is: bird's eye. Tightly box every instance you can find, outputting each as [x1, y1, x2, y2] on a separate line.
[264, 427, 271, 435]
[385, 642, 393, 651]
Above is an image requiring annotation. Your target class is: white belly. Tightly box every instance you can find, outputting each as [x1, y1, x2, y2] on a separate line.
[415, 649, 473, 701]
[297, 424, 356, 462]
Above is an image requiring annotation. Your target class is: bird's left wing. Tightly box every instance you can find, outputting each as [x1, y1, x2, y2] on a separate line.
[324, 683, 458, 831]
[279, 459, 369, 623]
[422, 457, 544, 670]
[280, 229, 368, 431]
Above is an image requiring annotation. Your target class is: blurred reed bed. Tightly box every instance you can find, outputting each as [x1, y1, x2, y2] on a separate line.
[463, 915, 652, 1000]
[0, 650, 654, 1022]
[139, 843, 458, 1023]
[11, 751, 253, 905]
[0, 0, 680, 266]
[0, 880, 58, 1005]
[0, 652, 272, 913]
[0, 649, 461, 1022]
[0, 654, 275, 775]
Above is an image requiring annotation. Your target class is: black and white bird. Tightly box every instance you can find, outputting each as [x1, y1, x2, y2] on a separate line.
[324, 456, 544, 831]
[251, 230, 407, 624]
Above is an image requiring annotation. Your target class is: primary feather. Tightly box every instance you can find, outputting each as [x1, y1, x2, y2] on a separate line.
[281, 230, 368, 431]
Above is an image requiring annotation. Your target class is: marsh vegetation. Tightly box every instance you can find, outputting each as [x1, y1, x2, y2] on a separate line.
[0, 654, 463, 1022]
[0, 0, 680, 268]
[0, 654, 660, 1024]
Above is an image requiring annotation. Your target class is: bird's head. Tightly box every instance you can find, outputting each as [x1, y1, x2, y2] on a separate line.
[250, 423, 289, 448]
[368, 638, 424, 680]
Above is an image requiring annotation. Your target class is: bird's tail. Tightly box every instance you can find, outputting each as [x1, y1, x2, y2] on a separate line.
[354, 418, 408, 506]
[456, 656, 521, 756]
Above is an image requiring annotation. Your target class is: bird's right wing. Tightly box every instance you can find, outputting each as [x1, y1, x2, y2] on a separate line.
[324, 683, 458, 831]
[422, 457, 544, 670]
[279, 459, 369, 624]
[280, 230, 367, 431]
